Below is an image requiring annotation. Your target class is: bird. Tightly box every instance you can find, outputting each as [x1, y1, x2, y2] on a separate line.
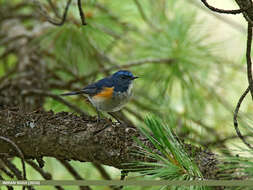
[61, 70, 139, 121]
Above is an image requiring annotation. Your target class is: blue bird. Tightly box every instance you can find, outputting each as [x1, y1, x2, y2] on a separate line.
[61, 70, 138, 121]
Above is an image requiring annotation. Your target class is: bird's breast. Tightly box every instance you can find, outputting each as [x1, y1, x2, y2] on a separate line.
[88, 86, 133, 112]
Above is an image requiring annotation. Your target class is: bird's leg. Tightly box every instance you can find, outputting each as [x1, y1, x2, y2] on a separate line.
[108, 112, 122, 124]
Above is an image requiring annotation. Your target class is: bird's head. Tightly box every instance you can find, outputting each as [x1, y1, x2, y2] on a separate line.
[111, 70, 139, 92]
[112, 70, 138, 81]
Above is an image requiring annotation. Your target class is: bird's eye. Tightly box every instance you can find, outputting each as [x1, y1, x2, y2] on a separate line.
[121, 75, 128, 79]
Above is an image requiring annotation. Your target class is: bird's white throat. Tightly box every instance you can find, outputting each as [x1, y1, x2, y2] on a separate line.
[127, 82, 133, 95]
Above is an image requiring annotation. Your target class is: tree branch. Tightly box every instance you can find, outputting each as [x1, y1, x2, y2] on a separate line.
[26, 160, 64, 190]
[0, 108, 220, 179]
[246, 23, 253, 99]
[33, 0, 72, 26]
[77, 0, 87, 25]
[58, 159, 91, 190]
[187, 0, 246, 33]
[233, 86, 253, 149]
[201, 0, 249, 14]
[0, 173, 13, 190]
[234, 0, 253, 24]
[0, 136, 26, 180]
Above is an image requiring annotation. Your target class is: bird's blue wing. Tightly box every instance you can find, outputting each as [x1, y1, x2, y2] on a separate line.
[81, 83, 98, 95]
[81, 77, 114, 95]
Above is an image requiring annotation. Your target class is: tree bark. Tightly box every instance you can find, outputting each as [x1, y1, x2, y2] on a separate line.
[0, 109, 141, 168]
[0, 108, 220, 179]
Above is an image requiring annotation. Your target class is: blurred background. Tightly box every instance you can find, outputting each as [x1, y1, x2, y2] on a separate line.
[0, 0, 252, 189]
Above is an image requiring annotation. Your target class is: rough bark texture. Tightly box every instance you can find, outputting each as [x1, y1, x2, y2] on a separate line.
[0, 108, 220, 179]
[0, 109, 141, 168]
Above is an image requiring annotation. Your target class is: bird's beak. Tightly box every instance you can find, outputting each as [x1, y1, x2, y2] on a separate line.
[131, 76, 139, 80]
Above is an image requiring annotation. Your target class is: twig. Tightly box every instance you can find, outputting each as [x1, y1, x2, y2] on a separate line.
[36, 157, 45, 168]
[77, 0, 87, 25]
[234, 0, 253, 25]
[92, 162, 111, 180]
[92, 163, 124, 190]
[23, 89, 89, 116]
[203, 134, 252, 147]
[26, 160, 51, 179]
[0, 136, 26, 180]
[34, 0, 72, 26]
[200, 0, 249, 14]
[194, 75, 253, 150]
[233, 86, 253, 149]
[0, 173, 13, 190]
[58, 159, 91, 190]
[246, 23, 253, 99]
[26, 160, 64, 190]
[1, 157, 34, 189]
[244, 13, 253, 26]
[47, 0, 60, 18]
[0, 165, 14, 178]
[49, 0, 72, 25]
[187, 0, 245, 33]
[57, 159, 83, 180]
[1, 157, 23, 179]
[35, 0, 87, 26]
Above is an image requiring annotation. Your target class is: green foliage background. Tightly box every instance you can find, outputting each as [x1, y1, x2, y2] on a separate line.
[1, 0, 253, 189]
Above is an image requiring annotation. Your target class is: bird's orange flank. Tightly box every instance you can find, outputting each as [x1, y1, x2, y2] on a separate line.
[93, 87, 114, 99]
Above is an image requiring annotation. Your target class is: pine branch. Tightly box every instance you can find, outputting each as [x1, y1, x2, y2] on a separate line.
[26, 160, 64, 190]
[57, 159, 91, 190]
[233, 86, 253, 149]
[0, 108, 222, 179]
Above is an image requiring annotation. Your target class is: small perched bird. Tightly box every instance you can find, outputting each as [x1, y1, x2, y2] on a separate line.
[61, 70, 138, 121]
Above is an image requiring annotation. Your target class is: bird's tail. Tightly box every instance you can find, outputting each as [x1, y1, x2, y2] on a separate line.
[60, 91, 85, 96]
